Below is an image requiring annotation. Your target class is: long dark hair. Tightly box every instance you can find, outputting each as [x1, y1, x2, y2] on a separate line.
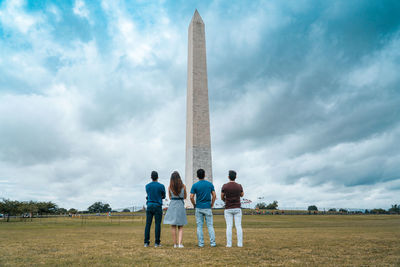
[170, 171, 183, 196]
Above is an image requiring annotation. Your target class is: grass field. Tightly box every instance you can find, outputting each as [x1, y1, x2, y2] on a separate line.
[1, 215, 399, 266]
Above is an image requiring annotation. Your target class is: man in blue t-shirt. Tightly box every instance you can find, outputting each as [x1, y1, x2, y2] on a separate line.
[144, 171, 166, 247]
[190, 169, 216, 247]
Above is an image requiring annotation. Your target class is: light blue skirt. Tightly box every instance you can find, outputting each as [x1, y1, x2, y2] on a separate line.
[163, 199, 187, 226]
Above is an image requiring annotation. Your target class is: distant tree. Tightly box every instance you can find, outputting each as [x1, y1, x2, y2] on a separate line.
[388, 204, 400, 214]
[37, 202, 58, 214]
[26, 201, 39, 214]
[255, 202, 267, 209]
[328, 208, 337, 212]
[0, 199, 59, 219]
[364, 209, 370, 214]
[0, 199, 20, 221]
[122, 208, 131, 212]
[68, 208, 78, 214]
[88, 202, 112, 213]
[339, 208, 348, 213]
[57, 208, 68, 214]
[256, 201, 279, 210]
[308, 205, 318, 211]
[18, 201, 34, 214]
[371, 208, 387, 214]
[266, 201, 278, 210]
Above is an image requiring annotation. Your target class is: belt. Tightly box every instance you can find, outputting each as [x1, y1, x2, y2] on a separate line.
[171, 197, 184, 200]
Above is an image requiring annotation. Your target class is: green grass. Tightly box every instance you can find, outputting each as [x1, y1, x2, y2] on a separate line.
[1, 215, 399, 266]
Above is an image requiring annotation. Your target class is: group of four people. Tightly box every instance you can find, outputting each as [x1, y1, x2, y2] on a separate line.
[144, 169, 244, 248]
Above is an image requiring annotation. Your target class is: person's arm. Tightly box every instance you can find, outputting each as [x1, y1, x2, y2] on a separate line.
[161, 185, 166, 199]
[190, 193, 196, 208]
[211, 191, 216, 208]
[221, 192, 225, 202]
[240, 184, 244, 197]
[183, 185, 187, 199]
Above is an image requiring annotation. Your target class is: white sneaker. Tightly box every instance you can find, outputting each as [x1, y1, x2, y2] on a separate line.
[173, 244, 177, 248]
[178, 244, 184, 248]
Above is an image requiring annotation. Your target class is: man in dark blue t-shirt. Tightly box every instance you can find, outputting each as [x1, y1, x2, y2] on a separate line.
[144, 171, 166, 247]
[190, 169, 216, 247]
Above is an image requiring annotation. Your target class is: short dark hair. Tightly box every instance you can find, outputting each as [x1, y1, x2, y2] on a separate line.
[197, 169, 205, 179]
[228, 170, 236, 180]
[151, 171, 158, 181]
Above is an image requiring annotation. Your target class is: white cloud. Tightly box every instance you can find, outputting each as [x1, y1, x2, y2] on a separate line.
[73, 0, 90, 20]
[347, 33, 400, 88]
[0, 0, 40, 34]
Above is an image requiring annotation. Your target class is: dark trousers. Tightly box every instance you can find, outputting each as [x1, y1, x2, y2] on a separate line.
[144, 205, 162, 245]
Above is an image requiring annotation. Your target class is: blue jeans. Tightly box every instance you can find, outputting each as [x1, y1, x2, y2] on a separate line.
[144, 205, 162, 245]
[195, 208, 216, 247]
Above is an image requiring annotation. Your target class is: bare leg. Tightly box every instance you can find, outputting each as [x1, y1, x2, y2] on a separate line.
[171, 225, 177, 245]
[178, 226, 184, 245]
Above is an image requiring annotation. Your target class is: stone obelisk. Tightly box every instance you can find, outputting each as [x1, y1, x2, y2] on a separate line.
[185, 10, 212, 207]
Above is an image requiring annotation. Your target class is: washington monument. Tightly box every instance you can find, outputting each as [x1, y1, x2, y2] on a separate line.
[185, 10, 212, 207]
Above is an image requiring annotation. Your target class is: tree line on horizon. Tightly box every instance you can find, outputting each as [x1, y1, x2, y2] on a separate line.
[0, 199, 118, 221]
[1, 199, 399, 220]
[254, 200, 400, 214]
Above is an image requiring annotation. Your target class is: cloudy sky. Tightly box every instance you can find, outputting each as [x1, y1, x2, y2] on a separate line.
[1, 0, 399, 210]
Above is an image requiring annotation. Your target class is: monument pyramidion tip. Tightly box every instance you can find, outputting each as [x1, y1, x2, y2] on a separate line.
[191, 9, 204, 25]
